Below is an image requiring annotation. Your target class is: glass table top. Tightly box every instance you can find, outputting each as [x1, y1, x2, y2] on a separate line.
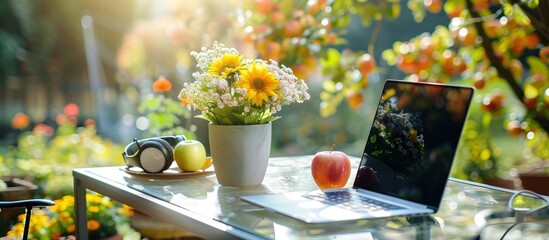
[89, 156, 549, 239]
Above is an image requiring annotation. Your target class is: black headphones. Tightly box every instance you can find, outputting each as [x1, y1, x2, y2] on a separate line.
[122, 135, 186, 173]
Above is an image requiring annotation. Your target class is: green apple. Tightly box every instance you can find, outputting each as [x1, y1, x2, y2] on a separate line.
[174, 140, 206, 172]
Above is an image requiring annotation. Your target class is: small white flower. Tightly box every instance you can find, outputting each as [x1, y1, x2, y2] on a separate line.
[219, 79, 228, 89]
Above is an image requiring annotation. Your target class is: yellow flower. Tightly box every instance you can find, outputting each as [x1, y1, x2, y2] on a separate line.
[88, 206, 100, 213]
[118, 205, 134, 216]
[208, 53, 242, 77]
[236, 62, 280, 106]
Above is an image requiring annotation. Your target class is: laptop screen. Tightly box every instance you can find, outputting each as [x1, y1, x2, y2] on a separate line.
[353, 80, 473, 209]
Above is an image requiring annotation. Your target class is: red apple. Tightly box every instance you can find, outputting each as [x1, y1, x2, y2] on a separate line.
[311, 145, 351, 190]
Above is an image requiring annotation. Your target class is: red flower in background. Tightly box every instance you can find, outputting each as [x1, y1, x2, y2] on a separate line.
[153, 76, 172, 92]
[63, 103, 79, 118]
[32, 123, 54, 137]
[11, 113, 30, 129]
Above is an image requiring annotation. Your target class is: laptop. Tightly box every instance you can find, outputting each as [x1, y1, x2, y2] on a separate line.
[241, 79, 474, 223]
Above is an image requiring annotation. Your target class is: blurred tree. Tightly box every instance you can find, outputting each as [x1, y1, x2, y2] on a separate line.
[243, 0, 549, 182]
[0, 0, 137, 141]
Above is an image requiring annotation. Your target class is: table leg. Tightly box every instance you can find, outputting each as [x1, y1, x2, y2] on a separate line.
[74, 177, 88, 239]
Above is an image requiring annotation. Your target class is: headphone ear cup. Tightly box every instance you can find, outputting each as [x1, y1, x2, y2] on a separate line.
[155, 138, 174, 169]
[137, 139, 174, 173]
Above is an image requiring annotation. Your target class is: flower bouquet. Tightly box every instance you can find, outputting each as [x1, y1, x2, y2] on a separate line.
[178, 42, 310, 125]
[178, 42, 310, 186]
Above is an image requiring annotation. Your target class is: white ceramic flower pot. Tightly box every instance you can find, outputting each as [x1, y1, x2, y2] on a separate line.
[208, 123, 271, 187]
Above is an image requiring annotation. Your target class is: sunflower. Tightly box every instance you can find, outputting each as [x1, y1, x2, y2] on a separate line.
[237, 62, 280, 106]
[208, 53, 242, 78]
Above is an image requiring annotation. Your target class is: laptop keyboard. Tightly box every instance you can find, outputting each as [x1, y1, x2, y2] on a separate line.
[303, 191, 404, 213]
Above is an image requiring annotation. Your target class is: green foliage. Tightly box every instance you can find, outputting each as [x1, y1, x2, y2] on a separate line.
[452, 120, 500, 182]
[198, 107, 279, 125]
[138, 93, 194, 139]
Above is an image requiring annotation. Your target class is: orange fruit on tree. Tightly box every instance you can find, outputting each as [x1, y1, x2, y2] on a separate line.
[527, 74, 548, 89]
[508, 59, 523, 77]
[424, 0, 442, 13]
[283, 20, 304, 37]
[255, 0, 275, 14]
[264, 41, 282, 61]
[473, 72, 486, 90]
[481, 91, 505, 113]
[510, 37, 525, 55]
[473, 0, 490, 11]
[523, 97, 537, 110]
[458, 27, 476, 46]
[506, 120, 523, 137]
[525, 34, 540, 49]
[540, 46, 549, 63]
[270, 11, 285, 24]
[483, 20, 501, 38]
[419, 36, 435, 57]
[447, 5, 464, 18]
[415, 55, 432, 72]
[291, 63, 310, 80]
[357, 53, 376, 75]
[396, 54, 416, 74]
[346, 91, 364, 110]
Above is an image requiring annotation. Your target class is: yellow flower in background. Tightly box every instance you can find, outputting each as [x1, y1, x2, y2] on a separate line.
[88, 206, 100, 213]
[8, 192, 132, 239]
[237, 62, 280, 106]
[208, 53, 242, 78]
[117, 204, 135, 216]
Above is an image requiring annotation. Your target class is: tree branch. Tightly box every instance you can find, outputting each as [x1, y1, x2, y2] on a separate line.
[465, 0, 549, 134]
[368, 19, 382, 56]
[515, 1, 549, 44]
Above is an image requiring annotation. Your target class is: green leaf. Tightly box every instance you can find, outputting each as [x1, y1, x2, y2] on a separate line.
[444, 0, 465, 18]
[138, 97, 161, 113]
[482, 112, 492, 129]
[387, 3, 401, 20]
[196, 113, 215, 124]
[522, 0, 539, 8]
[232, 112, 247, 124]
[322, 80, 337, 93]
[279, 0, 297, 15]
[382, 49, 396, 65]
[526, 56, 549, 78]
[320, 48, 341, 75]
[265, 116, 281, 123]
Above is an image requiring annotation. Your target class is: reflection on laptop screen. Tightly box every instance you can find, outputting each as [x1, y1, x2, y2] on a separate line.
[353, 80, 473, 209]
